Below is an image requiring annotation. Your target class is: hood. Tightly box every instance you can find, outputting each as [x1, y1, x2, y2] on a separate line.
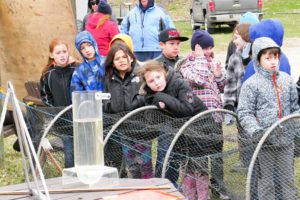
[252, 37, 280, 72]
[139, 0, 154, 12]
[109, 33, 134, 53]
[75, 31, 103, 75]
[249, 19, 284, 47]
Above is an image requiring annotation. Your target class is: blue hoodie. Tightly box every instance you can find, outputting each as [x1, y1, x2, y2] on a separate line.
[70, 31, 105, 93]
[242, 19, 291, 83]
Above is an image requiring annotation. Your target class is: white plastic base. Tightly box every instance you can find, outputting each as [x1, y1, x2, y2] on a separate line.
[62, 166, 119, 187]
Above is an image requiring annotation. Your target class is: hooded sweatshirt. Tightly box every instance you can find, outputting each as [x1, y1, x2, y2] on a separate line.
[109, 33, 134, 53]
[120, 1, 175, 52]
[242, 19, 291, 83]
[70, 31, 105, 92]
[237, 37, 299, 146]
[85, 12, 119, 56]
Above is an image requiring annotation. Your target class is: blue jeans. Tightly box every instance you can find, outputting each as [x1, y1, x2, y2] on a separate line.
[61, 135, 74, 168]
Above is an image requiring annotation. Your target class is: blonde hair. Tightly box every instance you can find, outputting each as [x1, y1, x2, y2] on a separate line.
[96, 14, 111, 29]
[139, 60, 167, 84]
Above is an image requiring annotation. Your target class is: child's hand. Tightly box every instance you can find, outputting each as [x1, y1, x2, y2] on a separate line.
[212, 60, 222, 78]
[194, 44, 204, 58]
[158, 101, 165, 109]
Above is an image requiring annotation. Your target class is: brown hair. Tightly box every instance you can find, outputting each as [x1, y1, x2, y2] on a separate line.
[41, 38, 69, 76]
[96, 15, 111, 29]
[233, 23, 251, 42]
[104, 43, 136, 78]
[139, 60, 167, 84]
[257, 47, 281, 62]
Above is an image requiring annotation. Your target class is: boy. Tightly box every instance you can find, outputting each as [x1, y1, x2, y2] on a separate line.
[155, 28, 189, 69]
[238, 37, 299, 200]
[70, 31, 105, 92]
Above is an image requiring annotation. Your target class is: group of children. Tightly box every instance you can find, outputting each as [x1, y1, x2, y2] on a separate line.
[39, 10, 300, 200]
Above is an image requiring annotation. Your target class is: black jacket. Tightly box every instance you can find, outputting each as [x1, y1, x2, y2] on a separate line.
[155, 54, 182, 69]
[40, 63, 77, 107]
[144, 69, 207, 117]
[103, 64, 145, 114]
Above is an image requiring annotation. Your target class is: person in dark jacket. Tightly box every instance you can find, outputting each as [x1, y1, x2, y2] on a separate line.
[155, 28, 188, 69]
[40, 38, 78, 168]
[140, 60, 211, 195]
[103, 43, 149, 178]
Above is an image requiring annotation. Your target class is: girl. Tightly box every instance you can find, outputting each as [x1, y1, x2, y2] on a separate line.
[85, 0, 119, 66]
[176, 30, 228, 200]
[103, 43, 148, 178]
[40, 38, 78, 168]
[223, 23, 252, 115]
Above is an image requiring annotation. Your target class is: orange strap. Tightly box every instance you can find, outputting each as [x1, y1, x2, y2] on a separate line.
[272, 73, 282, 119]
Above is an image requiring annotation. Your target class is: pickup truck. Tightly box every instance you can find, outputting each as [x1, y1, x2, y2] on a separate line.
[190, 0, 263, 33]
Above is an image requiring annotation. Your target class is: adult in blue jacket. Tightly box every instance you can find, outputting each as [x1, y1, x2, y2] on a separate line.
[242, 19, 291, 83]
[120, 0, 175, 61]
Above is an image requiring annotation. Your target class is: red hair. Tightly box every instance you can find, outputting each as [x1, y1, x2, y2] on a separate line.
[41, 39, 69, 76]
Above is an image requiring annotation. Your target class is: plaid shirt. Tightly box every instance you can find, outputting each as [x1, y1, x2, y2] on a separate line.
[176, 53, 225, 122]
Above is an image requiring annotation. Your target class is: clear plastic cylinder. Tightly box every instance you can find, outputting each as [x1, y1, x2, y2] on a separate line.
[72, 91, 110, 185]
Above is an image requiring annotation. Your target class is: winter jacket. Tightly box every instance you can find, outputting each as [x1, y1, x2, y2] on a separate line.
[40, 63, 77, 106]
[237, 37, 300, 147]
[120, 3, 175, 52]
[242, 19, 291, 83]
[71, 31, 105, 92]
[143, 68, 207, 118]
[223, 52, 246, 110]
[85, 12, 119, 56]
[155, 53, 182, 69]
[176, 53, 225, 122]
[103, 64, 145, 114]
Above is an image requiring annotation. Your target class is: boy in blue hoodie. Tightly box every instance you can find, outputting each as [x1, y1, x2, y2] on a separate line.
[242, 19, 291, 83]
[70, 31, 105, 92]
[238, 37, 299, 200]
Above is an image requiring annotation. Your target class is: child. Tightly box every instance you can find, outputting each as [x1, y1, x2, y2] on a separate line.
[155, 28, 189, 69]
[104, 43, 148, 178]
[70, 31, 105, 93]
[153, 28, 188, 184]
[176, 30, 229, 199]
[223, 23, 251, 123]
[40, 38, 78, 168]
[237, 37, 299, 200]
[139, 60, 209, 198]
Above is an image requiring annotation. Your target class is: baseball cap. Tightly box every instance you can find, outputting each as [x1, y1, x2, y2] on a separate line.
[159, 28, 189, 42]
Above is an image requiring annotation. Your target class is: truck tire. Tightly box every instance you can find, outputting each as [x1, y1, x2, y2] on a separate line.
[204, 15, 213, 34]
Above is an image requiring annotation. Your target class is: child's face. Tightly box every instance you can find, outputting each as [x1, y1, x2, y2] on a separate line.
[144, 71, 167, 92]
[50, 44, 69, 67]
[113, 50, 132, 74]
[259, 52, 279, 72]
[80, 42, 96, 61]
[202, 46, 213, 59]
[232, 31, 245, 52]
[160, 40, 180, 59]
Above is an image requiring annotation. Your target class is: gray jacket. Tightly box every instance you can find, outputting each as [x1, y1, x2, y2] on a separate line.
[237, 37, 300, 146]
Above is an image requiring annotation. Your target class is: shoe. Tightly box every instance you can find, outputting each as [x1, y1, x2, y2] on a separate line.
[212, 189, 230, 200]
[219, 192, 230, 200]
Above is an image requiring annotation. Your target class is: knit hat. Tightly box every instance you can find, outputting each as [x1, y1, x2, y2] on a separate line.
[159, 28, 189, 42]
[239, 12, 259, 25]
[109, 33, 134, 53]
[190, 30, 214, 50]
[97, 1, 112, 15]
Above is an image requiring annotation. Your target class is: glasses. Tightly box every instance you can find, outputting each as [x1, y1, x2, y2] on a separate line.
[90, 0, 99, 6]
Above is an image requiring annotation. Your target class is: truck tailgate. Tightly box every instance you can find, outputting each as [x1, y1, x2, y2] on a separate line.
[213, 0, 260, 14]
